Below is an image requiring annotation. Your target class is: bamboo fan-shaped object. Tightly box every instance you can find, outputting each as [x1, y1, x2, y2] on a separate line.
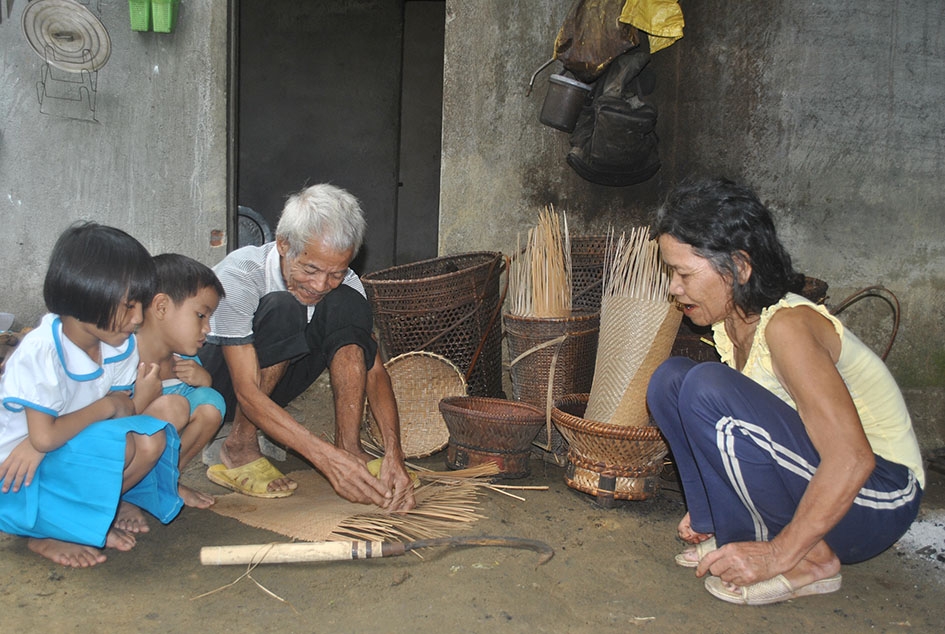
[584, 227, 682, 427]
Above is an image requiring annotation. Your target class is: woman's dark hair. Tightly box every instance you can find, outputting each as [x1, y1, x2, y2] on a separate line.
[44, 222, 156, 329]
[152, 253, 225, 305]
[652, 177, 804, 315]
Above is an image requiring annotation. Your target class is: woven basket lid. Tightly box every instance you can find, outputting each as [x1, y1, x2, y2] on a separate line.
[363, 351, 467, 458]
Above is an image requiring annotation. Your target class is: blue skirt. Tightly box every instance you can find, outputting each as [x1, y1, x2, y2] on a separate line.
[0, 415, 182, 547]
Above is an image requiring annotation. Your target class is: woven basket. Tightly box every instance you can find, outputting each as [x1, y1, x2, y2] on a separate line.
[570, 235, 610, 313]
[504, 310, 599, 460]
[362, 252, 505, 398]
[552, 393, 668, 503]
[363, 351, 467, 459]
[438, 396, 545, 479]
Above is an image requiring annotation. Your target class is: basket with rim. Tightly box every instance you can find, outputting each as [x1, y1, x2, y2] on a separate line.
[361, 252, 506, 398]
[552, 393, 668, 505]
[438, 396, 545, 479]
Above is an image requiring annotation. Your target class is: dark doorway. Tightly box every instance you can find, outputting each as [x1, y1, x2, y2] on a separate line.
[233, 0, 444, 274]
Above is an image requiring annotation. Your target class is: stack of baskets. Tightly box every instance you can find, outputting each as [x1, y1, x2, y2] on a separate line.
[513, 235, 609, 461]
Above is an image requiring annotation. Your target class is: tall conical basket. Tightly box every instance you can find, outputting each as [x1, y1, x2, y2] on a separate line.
[362, 252, 506, 398]
[504, 310, 599, 462]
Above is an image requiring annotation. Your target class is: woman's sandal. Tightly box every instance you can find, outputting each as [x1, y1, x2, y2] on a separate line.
[704, 573, 842, 605]
[674, 536, 717, 568]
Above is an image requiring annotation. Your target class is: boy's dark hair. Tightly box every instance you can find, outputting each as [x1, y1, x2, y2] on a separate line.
[44, 222, 156, 329]
[652, 177, 803, 315]
[153, 253, 225, 304]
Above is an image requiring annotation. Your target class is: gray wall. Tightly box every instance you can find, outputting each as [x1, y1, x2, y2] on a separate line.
[440, 0, 944, 450]
[0, 0, 229, 328]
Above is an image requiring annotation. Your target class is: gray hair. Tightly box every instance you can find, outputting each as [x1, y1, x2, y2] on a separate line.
[275, 184, 366, 259]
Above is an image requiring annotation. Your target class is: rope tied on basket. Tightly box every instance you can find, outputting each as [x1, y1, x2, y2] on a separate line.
[507, 332, 569, 451]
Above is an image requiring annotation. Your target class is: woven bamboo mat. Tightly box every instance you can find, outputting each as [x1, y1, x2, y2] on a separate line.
[209, 469, 484, 542]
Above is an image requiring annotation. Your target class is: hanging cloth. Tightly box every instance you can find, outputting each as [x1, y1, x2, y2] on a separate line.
[618, 0, 685, 54]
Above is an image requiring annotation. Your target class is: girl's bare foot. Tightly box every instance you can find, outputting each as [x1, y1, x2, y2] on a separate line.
[114, 501, 150, 533]
[179, 483, 215, 508]
[28, 538, 107, 568]
[105, 527, 137, 551]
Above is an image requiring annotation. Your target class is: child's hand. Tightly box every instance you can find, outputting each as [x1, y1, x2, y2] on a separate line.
[107, 391, 137, 419]
[131, 362, 163, 413]
[0, 438, 46, 493]
[173, 356, 211, 387]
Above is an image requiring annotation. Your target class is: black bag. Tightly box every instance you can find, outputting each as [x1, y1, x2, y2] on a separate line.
[566, 41, 661, 187]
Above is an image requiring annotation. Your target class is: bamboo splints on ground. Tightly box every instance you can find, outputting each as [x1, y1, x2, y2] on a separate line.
[509, 205, 572, 318]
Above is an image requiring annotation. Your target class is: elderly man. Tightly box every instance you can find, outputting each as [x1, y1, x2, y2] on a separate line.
[199, 184, 415, 510]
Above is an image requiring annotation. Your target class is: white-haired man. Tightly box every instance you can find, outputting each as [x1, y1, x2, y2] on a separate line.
[199, 184, 415, 510]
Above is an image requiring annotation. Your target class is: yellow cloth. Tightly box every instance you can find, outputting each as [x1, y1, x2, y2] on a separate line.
[619, 0, 685, 53]
[712, 293, 925, 488]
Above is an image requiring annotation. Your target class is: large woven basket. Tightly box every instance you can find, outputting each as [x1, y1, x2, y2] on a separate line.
[362, 252, 505, 398]
[504, 310, 600, 460]
[363, 351, 467, 459]
[552, 393, 668, 504]
[438, 396, 545, 479]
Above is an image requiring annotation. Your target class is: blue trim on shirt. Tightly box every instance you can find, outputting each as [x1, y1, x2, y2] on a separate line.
[2, 397, 58, 417]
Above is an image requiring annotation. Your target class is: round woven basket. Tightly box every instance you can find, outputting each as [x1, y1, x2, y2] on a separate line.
[552, 393, 668, 503]
[438, 396, 545, 479]
[363, 351, 467, 459]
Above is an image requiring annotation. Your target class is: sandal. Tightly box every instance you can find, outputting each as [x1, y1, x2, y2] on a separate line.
[674, 536, 717, 568]
[704, 573, 842, 605]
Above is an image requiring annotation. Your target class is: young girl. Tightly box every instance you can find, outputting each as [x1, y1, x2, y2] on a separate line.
[0, 222, 187, 568]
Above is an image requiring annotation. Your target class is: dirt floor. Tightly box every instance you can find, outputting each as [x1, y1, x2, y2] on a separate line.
[2, 374, 944, 634]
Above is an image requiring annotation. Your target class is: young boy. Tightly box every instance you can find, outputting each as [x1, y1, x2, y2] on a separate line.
[136, 254, 226, 510]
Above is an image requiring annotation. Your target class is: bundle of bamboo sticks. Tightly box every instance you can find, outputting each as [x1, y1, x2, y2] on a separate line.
[602, 226, 672, 302]
[508, 205, 572, 318]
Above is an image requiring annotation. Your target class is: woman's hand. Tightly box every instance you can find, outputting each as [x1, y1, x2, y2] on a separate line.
[678, 512, 713, 544]
[696, 540, 785, 586]
[0, 437, 46, 493]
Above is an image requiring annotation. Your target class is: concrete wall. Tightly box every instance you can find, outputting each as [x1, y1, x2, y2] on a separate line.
[440, 0, 944, 450]
[0, 0, 229, 328]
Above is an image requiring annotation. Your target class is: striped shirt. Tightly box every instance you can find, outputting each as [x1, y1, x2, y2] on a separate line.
[206, 242, 365, 345]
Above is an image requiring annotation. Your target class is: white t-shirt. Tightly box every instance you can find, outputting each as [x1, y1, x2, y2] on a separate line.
[0, 313, 140, 462]
[207, 242, 365, 344]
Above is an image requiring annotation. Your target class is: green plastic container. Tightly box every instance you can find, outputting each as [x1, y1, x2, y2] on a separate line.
[152, 0, 180, 33]
[129, 0, 151, 32]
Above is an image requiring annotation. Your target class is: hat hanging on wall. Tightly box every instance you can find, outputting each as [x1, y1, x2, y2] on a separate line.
[22, 0, 111, 72]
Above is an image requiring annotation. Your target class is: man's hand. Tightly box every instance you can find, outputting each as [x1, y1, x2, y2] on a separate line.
[319, 446, 394, 507]
[377, 453, 417, 511]
[0, 437, 46, 493]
